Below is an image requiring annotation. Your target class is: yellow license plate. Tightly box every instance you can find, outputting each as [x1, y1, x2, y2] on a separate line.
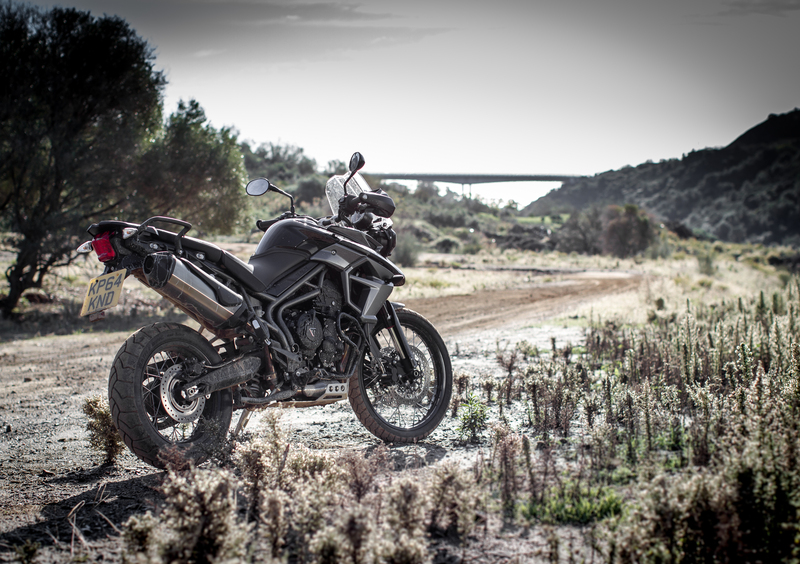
[80, 270, 126, 317]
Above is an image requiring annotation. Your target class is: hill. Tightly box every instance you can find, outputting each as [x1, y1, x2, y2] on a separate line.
[521, 109, 800, 246]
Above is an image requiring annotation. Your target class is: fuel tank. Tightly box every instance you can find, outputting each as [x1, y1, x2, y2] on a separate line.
[249, 218, 337, 292]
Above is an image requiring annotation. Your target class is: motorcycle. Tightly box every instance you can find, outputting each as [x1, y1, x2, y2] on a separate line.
[77, 152, 452, 468]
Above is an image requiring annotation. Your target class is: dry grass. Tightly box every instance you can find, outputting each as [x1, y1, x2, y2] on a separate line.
[5, 234, 799, 562]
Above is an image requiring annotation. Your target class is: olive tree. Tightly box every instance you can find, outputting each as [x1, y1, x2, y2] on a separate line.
[131, 99, 247, 235]
[0, 3, 164, 317]
[0, 4, 247, 317]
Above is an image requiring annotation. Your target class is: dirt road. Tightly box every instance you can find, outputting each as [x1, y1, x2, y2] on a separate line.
[404, 270, 639, 334]
[0, 269, 639, 561]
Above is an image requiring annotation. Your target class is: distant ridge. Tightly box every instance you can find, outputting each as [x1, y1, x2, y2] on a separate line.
[521, 109, 800, 247]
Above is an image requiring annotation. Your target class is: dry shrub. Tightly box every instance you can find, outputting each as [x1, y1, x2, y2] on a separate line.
[603, 343, 800, 563]
[122, 466, 249, 564]
[450, 371, 471, 417]
[496, 346, 521, 405]
[82, 395, 124, 465]
[319, 506, 374, 564]
[338, 445, 390, 502]
[522, 366, 579, 438]
[427, 463, 483, 541]
[233, 410, 343, 562]
[492, 429, 522, 515]
[260, 488, 289, 560]
[234, 411, 290, 520]
[379, 478, 431, 564]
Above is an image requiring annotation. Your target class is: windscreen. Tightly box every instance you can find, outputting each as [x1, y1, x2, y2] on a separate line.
[325, 173, 372, 216]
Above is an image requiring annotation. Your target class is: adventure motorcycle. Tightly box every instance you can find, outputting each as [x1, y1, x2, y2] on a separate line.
[77, 152, 452, 468]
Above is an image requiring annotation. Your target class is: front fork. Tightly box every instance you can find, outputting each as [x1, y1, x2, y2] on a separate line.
[373, 303, 416, 378]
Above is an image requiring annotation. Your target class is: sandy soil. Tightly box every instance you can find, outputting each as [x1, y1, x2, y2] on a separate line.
[0, 269, 639, 563]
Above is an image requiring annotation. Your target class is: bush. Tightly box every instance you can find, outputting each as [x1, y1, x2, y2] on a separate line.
[592, 313, 800, 561]
[427, 463, 483, 541]
[82, 396, 124, 465]
[457, 391, 489, 442]
[522, 480, 622, 525]
[555, 207, 603, 254]
[434, 237, 460, 254]
[393, 232, 420, 267]
[425, 208, 467, 228]
[697, 251, 716, 275]
[123, 466, 250, 564]
[602, 204, 656, 258]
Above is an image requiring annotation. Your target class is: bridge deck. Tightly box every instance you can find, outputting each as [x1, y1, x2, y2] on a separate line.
[369, 173, 580, 184]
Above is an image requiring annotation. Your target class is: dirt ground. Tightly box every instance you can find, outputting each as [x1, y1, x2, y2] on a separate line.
[0, 269, 640, 563]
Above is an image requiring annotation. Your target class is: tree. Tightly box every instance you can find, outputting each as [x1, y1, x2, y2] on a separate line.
[602, 204, 655, 258]
[414, 181, 439, 202]
[0, 3, 164, 317]
[293, 176, 325, 207]
[324, 160, 347, 176]
[240, 141, 316, 184]
[0, 5, 248, 317]
[555, 207, 604, 254]
[130, 100, 247, 234]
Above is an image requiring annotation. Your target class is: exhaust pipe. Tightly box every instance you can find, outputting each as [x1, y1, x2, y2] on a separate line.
[142, 253, 245, 329]
[302, 380, 349, 401]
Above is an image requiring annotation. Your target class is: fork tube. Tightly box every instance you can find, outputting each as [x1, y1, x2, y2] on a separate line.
[381, 304, 415, 375]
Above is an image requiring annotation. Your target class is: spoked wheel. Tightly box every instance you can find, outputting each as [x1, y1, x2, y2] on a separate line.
[349, 308, 452, 443]
[108, 323, 232, 468]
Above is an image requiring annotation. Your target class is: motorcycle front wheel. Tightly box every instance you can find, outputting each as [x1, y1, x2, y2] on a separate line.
[349, 308, 452, 443]
[108, 322, 232, 468]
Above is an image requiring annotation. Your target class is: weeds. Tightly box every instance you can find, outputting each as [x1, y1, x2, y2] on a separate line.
[112, 272, 800, 562]
[427, 463, 483, 541]
[122, 466, 249, 564]
[82, 395, 124, 465]
[522, 480, 622, 525]
[12, 539, 40, 564]
[456, 391, 489, 442]
[447, 274, 800, 561]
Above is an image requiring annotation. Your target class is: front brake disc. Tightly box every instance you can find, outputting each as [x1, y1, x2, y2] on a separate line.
[391, 345, 431, 406]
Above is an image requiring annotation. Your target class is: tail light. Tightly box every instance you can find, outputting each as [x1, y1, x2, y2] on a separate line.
[91, 232, 116, 262]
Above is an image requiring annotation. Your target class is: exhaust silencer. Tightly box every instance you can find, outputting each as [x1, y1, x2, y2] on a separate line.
[142, 253, 245, 329]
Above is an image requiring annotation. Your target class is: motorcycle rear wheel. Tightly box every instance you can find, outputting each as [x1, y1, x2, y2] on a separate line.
[349, 308, 452, 443]
[108, 323, 232, 468]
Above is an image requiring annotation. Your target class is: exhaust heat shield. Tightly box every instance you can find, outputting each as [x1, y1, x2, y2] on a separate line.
[142, 253, 245, 330]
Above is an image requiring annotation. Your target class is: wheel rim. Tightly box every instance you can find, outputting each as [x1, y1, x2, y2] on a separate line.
[362, 324, 443, 431]
[140, 347, 211, 444]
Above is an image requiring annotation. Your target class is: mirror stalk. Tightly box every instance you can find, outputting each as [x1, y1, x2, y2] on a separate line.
[342, 151, 366, 195]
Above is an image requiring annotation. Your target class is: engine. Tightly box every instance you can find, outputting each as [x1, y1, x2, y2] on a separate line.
[283, 280, 346, 376]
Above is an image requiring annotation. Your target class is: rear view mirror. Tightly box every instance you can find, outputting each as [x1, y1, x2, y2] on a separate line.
[349, 152, 365, 173]
[246, 178, 270, 196]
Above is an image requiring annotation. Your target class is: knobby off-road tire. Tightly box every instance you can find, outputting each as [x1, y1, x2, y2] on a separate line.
[108, 323, 232, 468]
[349, 308, 452, 443]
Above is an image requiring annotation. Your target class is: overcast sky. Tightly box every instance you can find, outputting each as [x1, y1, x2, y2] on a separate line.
[45, 0, 800, 205]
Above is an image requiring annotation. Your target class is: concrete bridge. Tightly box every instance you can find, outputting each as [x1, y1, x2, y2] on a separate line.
[368, 173, 582, 199]
[369, 173, 581, 185]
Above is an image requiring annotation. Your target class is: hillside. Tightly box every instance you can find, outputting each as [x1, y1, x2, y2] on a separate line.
[522, 109, 800, 246]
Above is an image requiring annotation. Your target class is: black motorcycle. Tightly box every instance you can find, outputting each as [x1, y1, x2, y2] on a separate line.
[77, 152, 452, 468]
